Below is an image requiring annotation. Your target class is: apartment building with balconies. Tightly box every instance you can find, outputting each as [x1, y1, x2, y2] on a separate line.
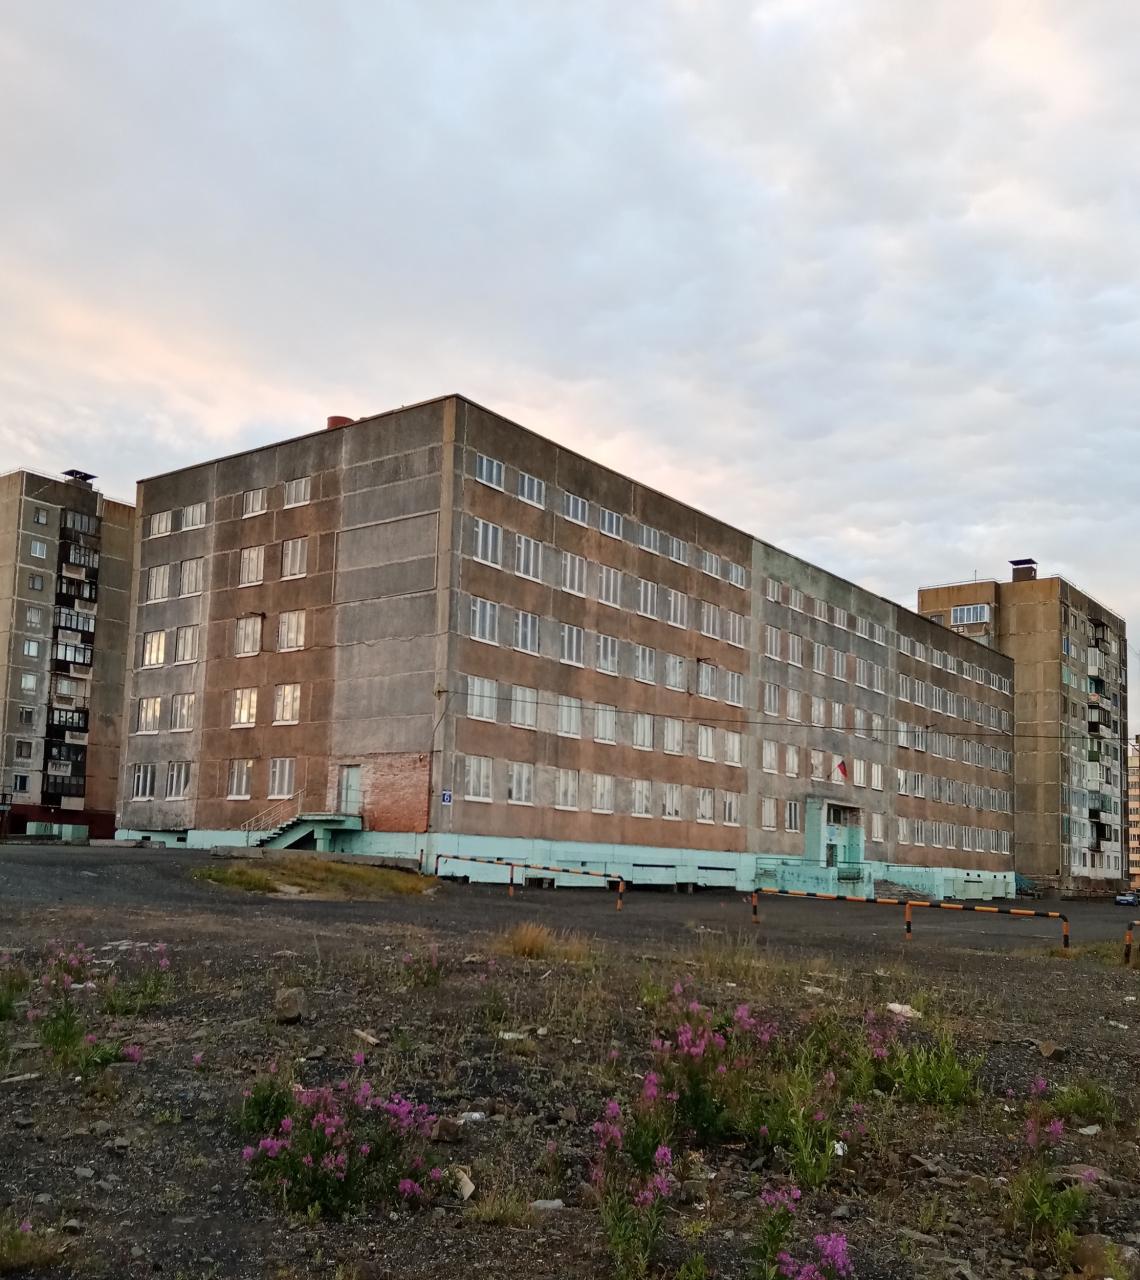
[0, 469, 134, 837]
[117, 395, 1015, 897]
[918, 561, 1128, 895]
[1127, 740, 1139, 889]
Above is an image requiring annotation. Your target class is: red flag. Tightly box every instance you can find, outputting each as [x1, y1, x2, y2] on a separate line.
[836, 759, 849, 780]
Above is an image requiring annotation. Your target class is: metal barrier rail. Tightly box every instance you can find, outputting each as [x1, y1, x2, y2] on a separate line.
[433, 852, 626, 912]
[1124, 920, 1140, 965]
[749, 886, 1070, 948]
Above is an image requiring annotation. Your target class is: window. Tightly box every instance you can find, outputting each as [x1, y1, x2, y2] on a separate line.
[663, 718, 683, 754]
[662, 783, 682, 820]
[785, 745, 799, 777]
[562, 552, 586, 595]
[832, 649, 846, 680]
[17, 707, 34, 726]
[727, 562, 747, 588]
[724, 730, 742, 766]
[560, 623, 584, 666]
[593, 774, 614, 813]
[515, 534, 542, 580]
[171, 693, 195, 731]
[273, 684, 300, 724]
[268, 757, 296, 799]
[832, 701, 845, 729]
[284, 477, 311, 507]
[724, 670, 744, 706]
[871, 763, 884, 791]
[278, 610, 305, 651]
[761, 796, 777, 829]
[182, 502, 206, 529]
[148, 510, 172, 538]
[725, 612, 746, 647]
[784, 800, 801, 833]
[855, 658, 869, 688]
[696, 550, 717, 577]
[598, 565, 621, 606]
[471, 597, 499, 644]
[563, 492, 589, 525]
[762, 740, 778, 773]
[556, 769, 579, 810]
[632, 779, 652, 817]
[14, 740, 32, 760]
[666, 536, 687, 563]
[765, 578, 780, 602]
[557, 695, 582, 738]
[20, 674, 36, 693]
[235, 616, 262, 656]
[146, 564, 170, 601]
[232, 687, 258, 726]
[765, 626, 781, 659]
[474, 453, 504, 489]
[853, 759, 867, 787]
[599, 508, 623, 539]
[871, 812, 884, 843]
[811, 749, 825, 780]
[630, 712, 653, 751]
[506, 761, 533, 805]
[833, 607, 848, 630]
[788, 587, 804, 612]
[815, 598, 828, 621]
[595, 703, 617, 743]
[510, 685, 537, 729]
[697, 662, 717, 699]
[32, 507, 47, 525]
[142, 631, 165, 667]
[787, 634, 803, 667]
[22, 639, 39, 658]
[763, 683, 780, 716]
[131, 763, 156, 800]
[811, 696, 826, 727]
[136, 696, 162, 733]
[514, 611, 539, 654]
[639, 524, 661, 554]
[464, 755, 492, 800]
[227, 759, 253, 799]
[180, 557, 203, 595]
[281, 538, 308, 578]
[637, 579, 658, 617]
[11, 773, 30, 794]
[694, 787, 714, 824]
[597, 634, 620, 675]
[175, 625, 200, 663]
[166, 761, 191, 800]
[898, 673, 911, 701]
[238, 546, 264, 586]
[518, 472, 546, 507]
[27, 574, 43, 592]
[697, 724, 715, 760]
[723, 792, 740, 826]
[634, 644, 655, 683]
[29, 538, 45, 560]
[700, 601, 720, 638]
[665, 589, 687, 628]
[951, 603, 990, 626]
[243, 488, 267, 517]
[665, 654, 686, 690]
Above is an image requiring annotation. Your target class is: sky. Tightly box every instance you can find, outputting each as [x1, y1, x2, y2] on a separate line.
[2, 1, 1139, 644]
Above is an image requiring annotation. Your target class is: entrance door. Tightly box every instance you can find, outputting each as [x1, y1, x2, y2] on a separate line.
[337, 765, 363, 815]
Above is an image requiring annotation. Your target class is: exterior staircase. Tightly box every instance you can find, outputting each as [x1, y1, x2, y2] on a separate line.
[240, 792, 362, 850]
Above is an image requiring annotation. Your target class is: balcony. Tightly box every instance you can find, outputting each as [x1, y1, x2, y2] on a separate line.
[48, 707, 89, 733]
[52, 641, 93, 668]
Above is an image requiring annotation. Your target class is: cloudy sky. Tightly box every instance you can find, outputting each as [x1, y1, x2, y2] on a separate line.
[3, 2, 1138, 638]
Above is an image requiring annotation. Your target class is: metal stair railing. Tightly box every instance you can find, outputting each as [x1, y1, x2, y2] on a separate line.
[239, 790, 304, 838]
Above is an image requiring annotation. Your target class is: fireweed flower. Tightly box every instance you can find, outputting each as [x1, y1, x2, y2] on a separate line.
[398, 1178, 423, 1200]
[430, 1167, 443, 1182]
[121, 1044, 143, 1063]
[813, 1232, 853, 1277]
[654, 1145, 672, 1168]
[192, 1053, 203, 1068]
[1045, 1118, 1064, 1143]
[18, 1221, 31, 1234]
[352, 1052, 366, 1067]
[1030, 1076, 1048, 1098]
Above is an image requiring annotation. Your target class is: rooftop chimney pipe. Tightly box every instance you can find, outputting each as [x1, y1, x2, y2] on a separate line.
[326, 415, 354, 431]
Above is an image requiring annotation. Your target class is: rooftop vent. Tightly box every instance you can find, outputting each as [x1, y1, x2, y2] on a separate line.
[326, 415, 354, 431]
[1010, 558, 1037, 583]
[62, 469, 96, 488]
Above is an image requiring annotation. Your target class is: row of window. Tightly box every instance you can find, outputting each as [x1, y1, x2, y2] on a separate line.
[144, 538, 308, 602]
[472, 452, 748, 587]
[15, 638, 93, 666]
[145, 477, 312, 539]
[464, 675, 743, 762]
[896, 818, 1012, 854]
[468, 598, 746, 703]
[763, 578, 889, 646]
[462, 755, 743, 824]
[138, 610, 305, 669]
[470, 521, 749, 643]
[897, 676, 1011, 728]
[756, 741, 884, 788]
[896, 770, 1013, 812]
[134, 682, 302, 734]
[129, 756, 297, 801]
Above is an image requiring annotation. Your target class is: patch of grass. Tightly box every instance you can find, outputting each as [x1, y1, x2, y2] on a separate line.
[1044, 941, 1122, 965]
[883, 1033, 979, 1106]
[0, 964, 30, 1022]
[1007, 1165, 1085, 1262]
[466, 1181, 535, 1227]
[0, 1214, 61, 1274]
[193, 856, 431, 900]
[686, 930, 771, 985]
[675, 1254, 710, 1280]
[495, 922, 591, 961]
[1051, 1079, 1117, 1127]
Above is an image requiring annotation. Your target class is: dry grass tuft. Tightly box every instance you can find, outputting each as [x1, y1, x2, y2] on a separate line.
[494, 922, 592, 961]
[0, 1215, 61, 1274]
[193, 856, 431, 900]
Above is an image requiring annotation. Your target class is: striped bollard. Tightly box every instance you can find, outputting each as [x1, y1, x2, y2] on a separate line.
[751, 891, 758, 925]
[904, 901, 912, 942]
[616, 880, 625, 913]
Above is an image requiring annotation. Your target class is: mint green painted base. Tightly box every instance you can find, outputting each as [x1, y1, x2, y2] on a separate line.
[115, 826, 1014, 901]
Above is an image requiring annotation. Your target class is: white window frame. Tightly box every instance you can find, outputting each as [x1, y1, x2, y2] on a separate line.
[637, 579, 658, 618]
[632, 711, 654, 751]
[514, 611, 539, 654]
[594, 703, 617, 744]
[557, 695, 582, 738]
[560, 623, 584, 666]
[563, 492, 589, 525]
[471, 597, 499, 645]
[474, 454, 504, 490]
[182, 502, 206, 529]
[598, 565, 622, 607]
[634, 644, 655, 684]
[555, 768, 579, 810]
[131, 763, 157, 800]
[283, 477, 311, 508]
[171, 692, 195, 732]
[507, 761, 534, 805]
[242, 488, 267, 518]
[663, 717, 683, 755]
[518, 472, 546, 508]
[148, 510, 172, 538]
[238, 545, 264, 586]
[136, 696, 162, 734]
[472, 519, 502, 568]
[166, 761, 191, 800]
[268, 757, 296, 799]
[510, 685, 538, 729]
[232, 687, 258, 727]
[597, 633, 620, 675]
[515, 534, 542, 581]
[278, 610, 305, 652]
[599, 508, 623, 539]
[697, 661, 717, 700]
[227, 758, 253, 799]
[235, 615, 262, 657]
[463, 755, 493, 801]
[665, 653, 686, 691]
[562, 551, 587, 595]
[698, 787, 716, 824]
[147, 564, 170, 602]
[281, 537, 308, 579]
[592, 773, 614, 813]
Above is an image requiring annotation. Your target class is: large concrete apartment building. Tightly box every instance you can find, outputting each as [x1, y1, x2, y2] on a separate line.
[118, 395, 1015, 898]
[0, 469, 134, 838]
[1128, 741, 1139, 889]
[917, 563, 1128, 895]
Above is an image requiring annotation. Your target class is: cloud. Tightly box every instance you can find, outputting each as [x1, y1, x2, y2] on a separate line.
[2, 0, 1140, 663]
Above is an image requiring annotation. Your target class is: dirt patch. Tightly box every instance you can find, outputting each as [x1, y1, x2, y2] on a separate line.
[192, 855, 434, 900]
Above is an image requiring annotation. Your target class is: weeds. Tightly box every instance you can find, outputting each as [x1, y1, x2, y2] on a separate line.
[0, 956, 29, 1021]
[0, 1213, 60, 1274]
[401, 944, 444, 989]
[1007, 1165, 1085, 1262]
[1051, 1079, 1117, 1127]
[194, 857, 430, 899]
[883, 1034, 979, 1106]
[495, 923, 591, 962]
[467, 1180, 535, 1227]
